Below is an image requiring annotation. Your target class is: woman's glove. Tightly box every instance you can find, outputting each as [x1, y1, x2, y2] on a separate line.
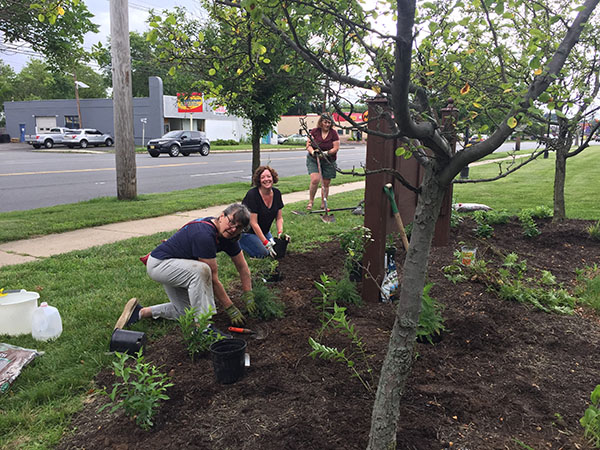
[225, 304, 246, 326]
[242, 290, 257, 314]
[264, 238, 277, 258]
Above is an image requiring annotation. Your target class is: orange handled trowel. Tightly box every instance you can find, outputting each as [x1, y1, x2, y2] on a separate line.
[227, 325, 268, 340]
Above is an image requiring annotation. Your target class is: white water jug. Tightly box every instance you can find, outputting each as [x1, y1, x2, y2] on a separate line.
[31, 302, 63, 341]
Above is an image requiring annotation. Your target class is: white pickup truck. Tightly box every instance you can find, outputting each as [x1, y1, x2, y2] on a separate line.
[25, 127, 75, 149]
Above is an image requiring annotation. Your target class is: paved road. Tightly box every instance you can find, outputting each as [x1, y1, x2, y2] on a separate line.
[0, 143, 366, 212]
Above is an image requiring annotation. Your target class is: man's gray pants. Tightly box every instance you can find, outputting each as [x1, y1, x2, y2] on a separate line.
[146, 255, 215, 320]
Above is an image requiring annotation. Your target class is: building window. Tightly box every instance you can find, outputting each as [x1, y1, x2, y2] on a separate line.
[65, 116, 80, 128]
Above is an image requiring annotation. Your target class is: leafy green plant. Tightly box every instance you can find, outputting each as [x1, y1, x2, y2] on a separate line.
[484, 209, 511, 225]
[496, 279, 575, 314]
[252, 281, 286, 320]
[473, 210, 494, 238]
[339, 226, 373, 274]
[580, 385, 600, 447]
[503, 252, 528, 278]
[417, 283, 446, 344]
[528, 205, 553, 219]
[177, 307, 222, 361]
[587, 220, 600, 241]
[450, 208, 463, 228]
[330, 276, 363, 305]
[98, 350, 173, 430]
[314, 273, 336, 335]
[518, 210, 541, 238]
[575, 264, 600, 312]
[442, 264, 467, 284]
[308, 303, 374, 394]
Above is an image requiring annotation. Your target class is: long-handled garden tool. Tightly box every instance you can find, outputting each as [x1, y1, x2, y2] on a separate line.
[291, 200, 364, 216]
[383, 183, 410, 251]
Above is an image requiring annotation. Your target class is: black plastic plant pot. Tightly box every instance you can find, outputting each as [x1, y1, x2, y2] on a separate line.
[266, 267, 283, 283]
[273, 237, 289, 259]
[210, 338, 247, 384]
[416, 332, 444, 345]
[110, 329, 146, 354]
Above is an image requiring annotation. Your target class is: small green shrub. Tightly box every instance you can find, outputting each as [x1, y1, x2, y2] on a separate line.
[473, 210, 494, 238]
[330, 276, 363, 305]
[212, 139, 239, 145]
[252, 281, 285, 320]
[587, 221, 600, 241]
[417, 283, 446, 344]
[581, 385, 600, 447]
[177, 307, 222, 361]
[442, 264, 467, 284]
[484, 209, 511, 225]
[576, 265, 600, 312]
[339, 226, 372, 274]
[528, 205, 553, 219]
[518, 210, 541, 238]
[99, 350, 173, 430]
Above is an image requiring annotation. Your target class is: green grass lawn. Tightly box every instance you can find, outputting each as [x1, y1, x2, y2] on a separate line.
[454, 147, 600, 220]
[0, 173, 361, 243]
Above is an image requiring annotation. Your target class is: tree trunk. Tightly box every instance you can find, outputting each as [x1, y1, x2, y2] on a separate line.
[110, 0, 137, 200]
[251, 122, 261, 176]
[553, 146, 567, 222]
[367, 168, 447, 449]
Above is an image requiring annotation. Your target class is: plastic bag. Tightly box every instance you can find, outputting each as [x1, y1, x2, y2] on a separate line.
[0, 343, 41, 393]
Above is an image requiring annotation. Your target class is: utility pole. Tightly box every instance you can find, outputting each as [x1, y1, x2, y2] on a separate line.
[110, 0, 137, 200]
[73, 72, 83, 128]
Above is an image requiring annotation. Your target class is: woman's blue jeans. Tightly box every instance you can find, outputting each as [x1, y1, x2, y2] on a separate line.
[239, 231, 272, 258]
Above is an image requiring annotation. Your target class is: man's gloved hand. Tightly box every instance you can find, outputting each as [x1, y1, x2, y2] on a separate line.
[242, 290, 257, 314]
[265, 238, 277, 258]
[225, 304, 246, 326]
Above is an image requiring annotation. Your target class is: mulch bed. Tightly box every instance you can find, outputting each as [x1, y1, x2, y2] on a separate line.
[57, 217, 600, 450]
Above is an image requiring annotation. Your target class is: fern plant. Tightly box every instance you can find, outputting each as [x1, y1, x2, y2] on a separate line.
[417, 283, 446, 344]
[252, 281, 285, 320]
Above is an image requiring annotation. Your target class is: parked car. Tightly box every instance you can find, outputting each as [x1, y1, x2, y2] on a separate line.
[25, 127, 75, 149]
[281, 133, 307, 144]
[146, 130, 210, 157]
[63, 129, 114, 148]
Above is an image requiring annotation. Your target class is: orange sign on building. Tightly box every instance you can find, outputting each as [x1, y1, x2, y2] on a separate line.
[177, 93, 203, 113]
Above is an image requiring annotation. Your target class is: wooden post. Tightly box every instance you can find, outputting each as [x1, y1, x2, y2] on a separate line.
[362, 97, 395, 303]
[110, 0, 137, 200]
[433, 98, 458, 247]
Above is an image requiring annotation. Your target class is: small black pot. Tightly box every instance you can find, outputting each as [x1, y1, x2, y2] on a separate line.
[110, 329, 146, 354]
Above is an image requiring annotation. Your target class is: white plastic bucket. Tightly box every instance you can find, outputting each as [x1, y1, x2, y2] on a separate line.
[0, 290, 39, 336]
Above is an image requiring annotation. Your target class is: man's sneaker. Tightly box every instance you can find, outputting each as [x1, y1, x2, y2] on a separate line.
[115, 298, 142, 329]
[203, 324, 232, 339]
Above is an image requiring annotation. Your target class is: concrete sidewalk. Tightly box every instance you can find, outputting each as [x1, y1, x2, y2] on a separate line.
[0, 181, 365, 268]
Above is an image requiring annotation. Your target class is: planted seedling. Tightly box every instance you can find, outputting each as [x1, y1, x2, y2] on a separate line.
[251, 281, 285, 320]
[309, 303, 375, 394]
[177, 307, 222, 361]
[417, 283, 446, 344]
[98, 350, 173, 430]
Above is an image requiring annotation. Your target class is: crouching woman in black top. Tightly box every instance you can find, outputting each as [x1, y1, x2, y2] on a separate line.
[240, 166, 284, 258]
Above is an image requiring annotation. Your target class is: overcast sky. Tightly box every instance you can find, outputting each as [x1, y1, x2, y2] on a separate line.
[1, 0, 205, 72]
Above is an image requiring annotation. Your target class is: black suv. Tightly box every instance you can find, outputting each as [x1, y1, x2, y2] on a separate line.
[147, 130, 211, 157]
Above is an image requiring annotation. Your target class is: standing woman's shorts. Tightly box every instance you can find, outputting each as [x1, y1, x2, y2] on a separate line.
[306, 154, 337, 179]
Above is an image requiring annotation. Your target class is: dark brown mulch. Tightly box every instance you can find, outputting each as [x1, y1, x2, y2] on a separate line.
[57, 217, 600, 450]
